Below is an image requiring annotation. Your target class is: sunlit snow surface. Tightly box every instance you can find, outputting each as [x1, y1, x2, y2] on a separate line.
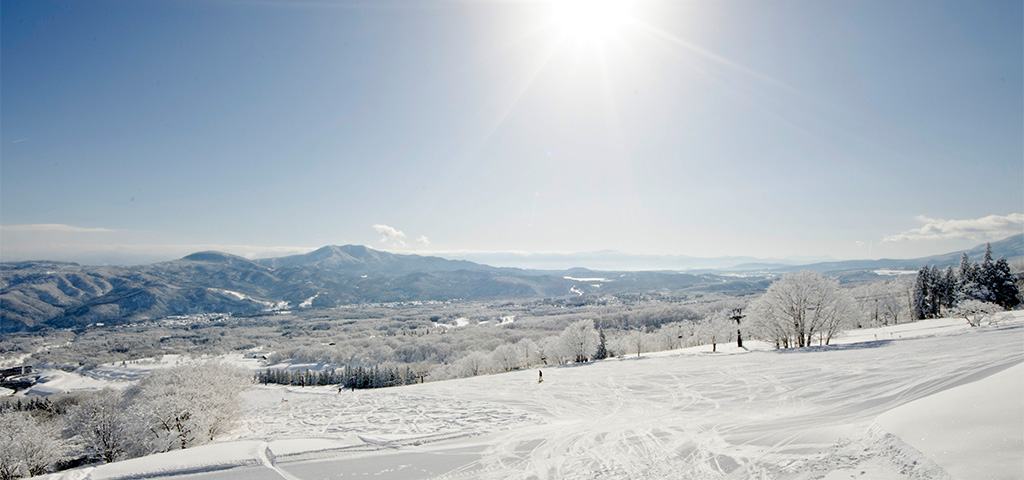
[39, 313, 1024, 480]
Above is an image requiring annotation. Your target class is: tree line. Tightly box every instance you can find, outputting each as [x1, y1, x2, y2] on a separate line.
[912, 244, 1020, 321]
[255, 364, 419, 389]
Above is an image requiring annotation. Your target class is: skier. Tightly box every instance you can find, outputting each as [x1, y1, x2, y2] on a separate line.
[538, 370, 543, 383]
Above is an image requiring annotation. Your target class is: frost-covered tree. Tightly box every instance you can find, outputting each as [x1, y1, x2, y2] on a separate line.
[850, 278, 911, 327]
[979, 243, 996, 302]
[452, 351, 491, 377]
[655, 322, 690, 351]
[927, 265, 943, 316]
[940, 266, 957, 310]
[65, 389, 131, 463]
[951, 299, 1003, 327]
[122, 362, 248, 454]
[697, 310, 735, 352]
[540, 335, 568, 365]
[747, 271, 857, 348]
[957, 253, 988, 303]
[492, 344, 521, 372]
[912, 266, 933, 320]
[0, 411, 65, 479]
[991, 258, 1021, 310]
[560, 319, 598, 363]
[515, 338, 543, 367]
[628, 327, 645, 358]
[913, 250, 1020, 314]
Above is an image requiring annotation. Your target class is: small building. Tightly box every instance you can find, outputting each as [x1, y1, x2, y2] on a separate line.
[0, 365, 32, 380]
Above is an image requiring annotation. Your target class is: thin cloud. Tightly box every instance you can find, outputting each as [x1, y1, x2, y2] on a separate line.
[0, 223, 117, 233]
[372, 224, 407, 247]
[882, 213, 1024, 243]
[0, 241, 318, 264]
[416, 235, 430, 246]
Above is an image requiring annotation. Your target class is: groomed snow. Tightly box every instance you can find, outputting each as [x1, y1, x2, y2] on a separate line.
[875, 363, 1024, 480]
[37, 313, 1024, 480]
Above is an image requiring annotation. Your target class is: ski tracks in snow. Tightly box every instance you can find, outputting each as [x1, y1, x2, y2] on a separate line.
[238, 323, 1021, 480]
[245, 387, 537, 446]
[257, 442, 302, 480]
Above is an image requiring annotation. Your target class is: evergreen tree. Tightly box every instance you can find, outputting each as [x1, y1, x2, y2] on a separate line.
[979, 243, 997, 303]
[593, 328, 609, 361]
[957, 253, 985, 302]
[991, 258, 1021, 310]
[912, 266, 930, 320]
[957, 253, 974, 287]
[941, 266, 957, 309]
[927, 265, 943, 316]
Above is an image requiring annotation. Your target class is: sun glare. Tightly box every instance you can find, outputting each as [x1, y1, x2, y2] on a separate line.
[548, 0, 635, 45]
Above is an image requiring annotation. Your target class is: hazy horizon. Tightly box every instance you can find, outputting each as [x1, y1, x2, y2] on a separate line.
[1, 232, 1019, 271]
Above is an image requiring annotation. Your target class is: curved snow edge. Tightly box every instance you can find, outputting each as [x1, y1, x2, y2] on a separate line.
[35, 440, 265, 480]
[872, 361, 1024, 480]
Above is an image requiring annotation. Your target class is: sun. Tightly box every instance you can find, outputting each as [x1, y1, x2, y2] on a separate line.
[547, 0, 636, 46]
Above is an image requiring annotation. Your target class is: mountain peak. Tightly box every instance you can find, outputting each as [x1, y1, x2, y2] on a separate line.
[180, 251, 266, 270]
[337, 244, 376, 257]
[182, 251, 249, 263]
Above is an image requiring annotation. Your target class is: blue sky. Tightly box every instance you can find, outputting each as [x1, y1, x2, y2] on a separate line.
[2, 0, 1021, 266]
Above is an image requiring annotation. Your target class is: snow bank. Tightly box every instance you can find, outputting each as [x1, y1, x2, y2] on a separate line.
[37, 441, 264, 480]
[20, 369, 116, 396]
[875, 362, 1024, 480]
[83, 355, 190, 382]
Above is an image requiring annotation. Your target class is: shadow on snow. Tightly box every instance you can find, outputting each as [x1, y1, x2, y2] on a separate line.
[770, 339, 894, 354]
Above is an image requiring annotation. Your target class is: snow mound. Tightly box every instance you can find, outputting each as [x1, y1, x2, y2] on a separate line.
[37, 441, 264, 480]
[875, 362, 1024, 480]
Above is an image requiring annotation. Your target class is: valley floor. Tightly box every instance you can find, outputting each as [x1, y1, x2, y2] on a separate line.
[40, 314, 1024, 480]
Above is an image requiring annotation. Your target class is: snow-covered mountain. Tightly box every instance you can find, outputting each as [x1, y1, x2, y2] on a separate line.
[0, 246, 735, 332]
[2, 235, 1019, 332]
[255, 244, 497, 275]
[767, 233, 1023, 274]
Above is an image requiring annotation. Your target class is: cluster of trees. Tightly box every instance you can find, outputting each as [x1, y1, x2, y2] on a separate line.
[0, 363, 248, 479]
[746, 272, 857, 348]
[426, 309, 758, 380]
[847, 277, 912, 328]
[3, 290, 734, 383]
[255, 364, 419, 389]
[0, 410, 63, 479]
[912, 246, 1020, 321]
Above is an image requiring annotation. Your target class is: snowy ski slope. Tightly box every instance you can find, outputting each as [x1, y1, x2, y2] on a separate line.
[39, 313, 1024, 480]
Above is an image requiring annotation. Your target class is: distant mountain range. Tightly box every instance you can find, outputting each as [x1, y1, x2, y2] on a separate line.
[1, 235, 1019, 333]
[0, 246, 762, 332]
[434, 250, 837, 272]
[443, 234, 1022, 272]
[764, 233, 1022, 274]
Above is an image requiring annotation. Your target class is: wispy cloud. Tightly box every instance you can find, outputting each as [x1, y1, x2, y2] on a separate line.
[882, 213, 1024, 243]
[372, 224, 407, 247]
[0, 223, 117, 233]
[10, 137, 29, 144]
[0, 241, 318, 264]
[416, 235, 430, 246]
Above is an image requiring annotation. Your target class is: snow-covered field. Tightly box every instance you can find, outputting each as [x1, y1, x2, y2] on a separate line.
[38, 313, 1024, 480]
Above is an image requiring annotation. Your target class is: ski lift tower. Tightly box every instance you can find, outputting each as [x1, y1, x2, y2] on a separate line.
[729, 308, 745, 348]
